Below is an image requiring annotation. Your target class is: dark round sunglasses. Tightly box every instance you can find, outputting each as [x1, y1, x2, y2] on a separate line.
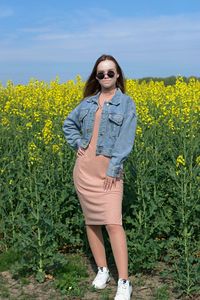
[96, 70, 115, 80]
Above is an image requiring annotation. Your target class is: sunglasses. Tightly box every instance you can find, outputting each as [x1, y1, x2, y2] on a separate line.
[96, 70, 115, 80]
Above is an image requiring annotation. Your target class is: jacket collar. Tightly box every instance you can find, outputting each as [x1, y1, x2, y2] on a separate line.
[86, 88, 122, 106]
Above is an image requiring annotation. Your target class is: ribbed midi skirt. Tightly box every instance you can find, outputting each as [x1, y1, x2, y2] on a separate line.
[73, 105, 123, 225]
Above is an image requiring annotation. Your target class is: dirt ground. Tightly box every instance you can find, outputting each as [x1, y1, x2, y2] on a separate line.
[0, 254, 199, 300]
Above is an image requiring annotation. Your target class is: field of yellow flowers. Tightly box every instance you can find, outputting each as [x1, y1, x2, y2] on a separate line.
[0, 76, 200, 295]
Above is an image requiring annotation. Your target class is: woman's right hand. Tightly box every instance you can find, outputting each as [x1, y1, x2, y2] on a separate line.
[77, 147, 86, 157]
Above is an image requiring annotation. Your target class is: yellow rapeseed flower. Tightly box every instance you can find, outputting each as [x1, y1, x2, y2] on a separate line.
[196, 156, 200, 166]
[1, 117, 10, 126]
[0, 76, 199, 157]
[28, 142, 42, 165]
[136, 126, 142, 137]
[176, 155, 186, 168]
[42, 119, 53, 144]
[52, 144, 60, 153]
[26, 122, 32, 129]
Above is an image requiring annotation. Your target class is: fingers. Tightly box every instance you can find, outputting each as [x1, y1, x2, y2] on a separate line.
[76, 149, 117, 192]
[103, 176, 117, 191]
[77, 147, 86, 157]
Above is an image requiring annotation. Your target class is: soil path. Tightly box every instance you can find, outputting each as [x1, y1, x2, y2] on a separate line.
[0, 254, 199, 300]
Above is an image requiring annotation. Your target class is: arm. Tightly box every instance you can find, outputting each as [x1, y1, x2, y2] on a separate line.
[106, 99, 137, 177]
[63, 104, 82, 151]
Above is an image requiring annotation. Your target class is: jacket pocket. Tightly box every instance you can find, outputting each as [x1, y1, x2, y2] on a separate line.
[108, 113, 123, 137]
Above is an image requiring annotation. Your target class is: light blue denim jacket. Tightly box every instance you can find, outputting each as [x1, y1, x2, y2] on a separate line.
[63, 88, 137, 177]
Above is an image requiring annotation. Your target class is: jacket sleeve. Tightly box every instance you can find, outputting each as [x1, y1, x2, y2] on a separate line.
[106, 99, 137, 177]
[63, 104, 82, 151]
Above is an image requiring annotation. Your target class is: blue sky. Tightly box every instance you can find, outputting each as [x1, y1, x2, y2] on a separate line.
[0, 0, 200, 85]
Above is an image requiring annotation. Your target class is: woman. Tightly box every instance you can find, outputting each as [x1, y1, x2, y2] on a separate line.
[63, 54, 137, 300]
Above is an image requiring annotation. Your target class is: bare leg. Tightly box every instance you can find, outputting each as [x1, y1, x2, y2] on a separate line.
[105, 224, 128, 279]
[86, 225, 108, 268]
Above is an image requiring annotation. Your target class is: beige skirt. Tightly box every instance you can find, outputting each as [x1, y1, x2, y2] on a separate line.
[73, 106, 123, 225]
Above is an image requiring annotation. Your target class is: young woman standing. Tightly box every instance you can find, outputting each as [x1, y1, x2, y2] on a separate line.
[63, 54, 137, 300]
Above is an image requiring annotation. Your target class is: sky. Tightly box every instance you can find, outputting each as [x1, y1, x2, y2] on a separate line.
[0, 0, 200, 85]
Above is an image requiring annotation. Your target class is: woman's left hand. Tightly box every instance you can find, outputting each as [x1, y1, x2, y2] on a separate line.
[103, 175, 117, 191]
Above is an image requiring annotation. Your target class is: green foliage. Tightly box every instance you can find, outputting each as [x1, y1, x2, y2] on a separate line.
[152, 284, 170, 300]
[0, 249, 19, 272]
[53, 254, 89, 297]
[0, 122, 85, 282]
[121, 103, 200, 295]
[0, 78, 200, 297]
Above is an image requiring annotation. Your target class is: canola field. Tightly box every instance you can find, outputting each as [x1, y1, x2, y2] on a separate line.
[0, 76, 200, 291]
[1, 76, 199, 161]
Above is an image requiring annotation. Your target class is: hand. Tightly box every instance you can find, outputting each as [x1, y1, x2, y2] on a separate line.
[77, 147, 85, 157]
[103, 175, 117, 191]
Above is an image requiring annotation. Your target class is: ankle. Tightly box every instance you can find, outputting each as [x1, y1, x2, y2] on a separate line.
[118, 278, 130, 283]
[98, 266, 109, 271]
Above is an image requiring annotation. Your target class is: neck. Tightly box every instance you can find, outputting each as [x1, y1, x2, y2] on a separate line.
[100, 87, 116, 96]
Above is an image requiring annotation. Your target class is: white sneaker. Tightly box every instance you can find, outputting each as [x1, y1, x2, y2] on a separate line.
[114, 278, 133, 300]
[92, 266, 110, 289]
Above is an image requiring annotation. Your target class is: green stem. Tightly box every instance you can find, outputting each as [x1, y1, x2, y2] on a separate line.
[34, 169, 43, 274]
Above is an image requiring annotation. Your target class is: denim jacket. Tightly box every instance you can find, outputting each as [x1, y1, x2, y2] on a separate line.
[63, 88, 137, 177]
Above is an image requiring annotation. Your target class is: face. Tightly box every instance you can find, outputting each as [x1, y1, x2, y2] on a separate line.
[96, 60, 119, 91]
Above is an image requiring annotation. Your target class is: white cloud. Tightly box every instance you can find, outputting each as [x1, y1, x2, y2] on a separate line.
[0, 11, 200, 70]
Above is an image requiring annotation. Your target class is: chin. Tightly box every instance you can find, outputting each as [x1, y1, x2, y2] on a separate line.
[102, 82, 113, 87]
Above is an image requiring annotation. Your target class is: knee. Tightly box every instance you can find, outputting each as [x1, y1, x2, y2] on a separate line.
[105, 224, 122, 234]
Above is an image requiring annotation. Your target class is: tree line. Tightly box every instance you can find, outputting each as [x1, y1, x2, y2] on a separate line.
[132, 75, 200, 85]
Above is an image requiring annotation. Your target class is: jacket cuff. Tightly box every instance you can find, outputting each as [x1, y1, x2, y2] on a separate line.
[106, 164, 122, 177]
[75, 138, 81, 150]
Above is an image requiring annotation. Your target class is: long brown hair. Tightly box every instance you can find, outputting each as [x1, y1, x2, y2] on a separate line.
[83, 54, 125, 98]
